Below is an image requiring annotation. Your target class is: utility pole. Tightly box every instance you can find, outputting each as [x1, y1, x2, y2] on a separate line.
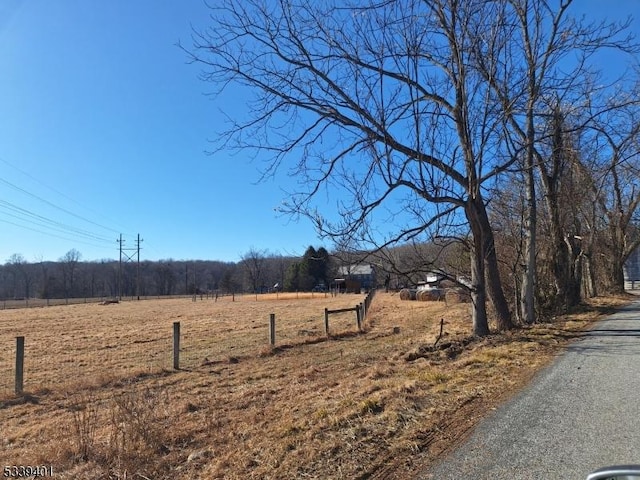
[117, 234, 123, 301]
[117, 234, 142, 301]
[136, 234, 143, 300]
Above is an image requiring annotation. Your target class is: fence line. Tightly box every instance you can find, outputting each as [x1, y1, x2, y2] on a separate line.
[362, 288, 376, 322]
[320, 288, 377, 336]
[1, 291, 378, 397]
[0, 291, 339, 311]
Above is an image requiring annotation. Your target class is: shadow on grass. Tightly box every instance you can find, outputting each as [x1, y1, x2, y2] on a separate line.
[0, 393, 40, 409]
[259, 329, 366, 357]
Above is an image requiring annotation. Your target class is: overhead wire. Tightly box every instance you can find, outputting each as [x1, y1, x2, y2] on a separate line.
[0, 155, 130, 235]
[0, 156, 131, 251]
[0, 217, 115, 250]
[0, 199, 113, 244]
[0, 176, 124, 236]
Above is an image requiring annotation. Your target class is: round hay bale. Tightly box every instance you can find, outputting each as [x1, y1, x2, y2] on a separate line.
[418, 289, 443, 301]
[416, 290, 429, 301]
[439, 279, 456, 289]
[430, 289, 444, 301]
[445, 288, 471, 304]
[399, 288, 416, 300]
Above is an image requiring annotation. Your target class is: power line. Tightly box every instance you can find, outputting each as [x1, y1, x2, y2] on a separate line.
[0, 155, 131, 234]
[0, 156, 134, 253]
[0, 199, 113, 243]
[0, 217, 115, 250]
[0, 176, 122, 235]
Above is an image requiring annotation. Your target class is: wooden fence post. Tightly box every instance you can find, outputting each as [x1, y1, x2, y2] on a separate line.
[15, 336, 24, 395]
[269, 313, 276, 346]
[173, 322, 180, 370]
[356, 304, 362, 331]
[324, 308, 329, 336]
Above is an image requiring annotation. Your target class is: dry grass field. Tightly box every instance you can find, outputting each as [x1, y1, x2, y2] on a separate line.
[0, 291, 631, 479]
[0, 292, 362, 395]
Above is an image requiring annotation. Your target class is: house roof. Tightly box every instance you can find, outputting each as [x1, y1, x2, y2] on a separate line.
[338, 264, 375, 276]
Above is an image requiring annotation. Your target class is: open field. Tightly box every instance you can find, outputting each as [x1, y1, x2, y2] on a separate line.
[0, 291, 363, 395]
[0, 292, 632, 479]
[0, 292, 331, 310]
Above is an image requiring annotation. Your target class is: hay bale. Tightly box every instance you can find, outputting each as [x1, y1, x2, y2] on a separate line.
[399, 289, 418, 300]
[439, 279, 456, 289]
[417, 289, 443, 301]
[445, 288, 471, 304]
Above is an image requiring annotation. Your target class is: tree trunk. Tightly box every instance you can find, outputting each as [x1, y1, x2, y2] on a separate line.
[465, 197, 509, 335]
[472, 197, 514, 330]
[541, 106, 582, 311]
[610, 259, 626, 294]
[519, 93, 537, 324]
[470, 223, 490, 337]
[582, 253, 597, 298]
[521, 148, 536, 324]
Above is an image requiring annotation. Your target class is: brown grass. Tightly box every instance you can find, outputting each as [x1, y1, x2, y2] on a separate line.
[0, 292, 632, 479]
[0, 292, 360, 394]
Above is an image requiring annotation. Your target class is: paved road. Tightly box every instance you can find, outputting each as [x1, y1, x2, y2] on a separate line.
[422, 300, 640, 480]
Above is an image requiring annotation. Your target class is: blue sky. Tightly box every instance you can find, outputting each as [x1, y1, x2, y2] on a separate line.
[0, 1, 638, 263]
[0, 0, 326, 263]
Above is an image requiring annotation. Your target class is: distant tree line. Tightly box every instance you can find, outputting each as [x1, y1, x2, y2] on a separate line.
[0, 246, 344, 300]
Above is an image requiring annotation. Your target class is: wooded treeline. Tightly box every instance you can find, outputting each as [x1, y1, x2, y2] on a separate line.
[0, 246, 342, 300]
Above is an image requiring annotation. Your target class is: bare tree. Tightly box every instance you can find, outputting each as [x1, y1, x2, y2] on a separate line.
[186, 0, 527, 335]
[6, 253, 33, 300]
[585, 99, 640, 293]
[60, 249, 82, 299]
[240, 247, 268, 293]
[472, 0, 637, 320]
[186, 0, 637, 332]
[36, 255, 51, 299]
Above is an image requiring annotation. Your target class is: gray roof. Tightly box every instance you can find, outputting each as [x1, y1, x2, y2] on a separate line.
[338, 264, 374, 276]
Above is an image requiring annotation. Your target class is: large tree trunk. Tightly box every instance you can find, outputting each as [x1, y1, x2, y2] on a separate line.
[582, 257, 596, 298]
[521, 137, 536, 325]
[469, 214, 490, 337]
[473, 197, 514, 330]
[466, 196, 512, 335]
[520, 233, 536, 324]
[470, 255, 490, 337]
[609, 257, 626, 294]
[522, 92, 540, 324]
[544, 202, 582, 309]
[607, 223, 630, 293]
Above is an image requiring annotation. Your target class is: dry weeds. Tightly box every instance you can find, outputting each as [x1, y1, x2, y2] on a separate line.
[0, 292, 632, 479]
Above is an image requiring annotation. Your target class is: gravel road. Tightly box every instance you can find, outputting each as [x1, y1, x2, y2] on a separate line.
[421, 300, 640, 480]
